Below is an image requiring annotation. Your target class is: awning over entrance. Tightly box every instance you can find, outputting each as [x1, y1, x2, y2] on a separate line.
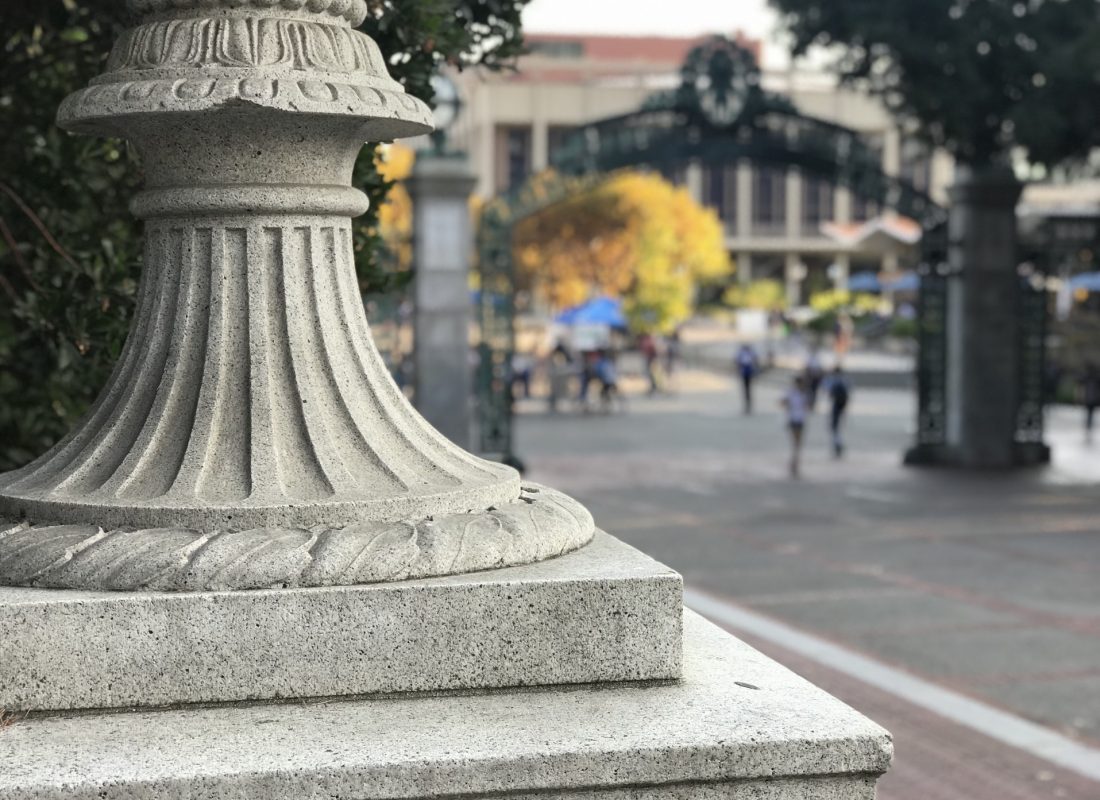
[822, 216, 923, 256]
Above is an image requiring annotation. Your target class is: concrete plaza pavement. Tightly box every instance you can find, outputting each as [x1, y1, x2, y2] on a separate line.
[515, 370, 1100, 799]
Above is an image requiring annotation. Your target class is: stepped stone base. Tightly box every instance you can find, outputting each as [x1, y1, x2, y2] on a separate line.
[0, 533, 681, 712]
[0, 612, 891, 800]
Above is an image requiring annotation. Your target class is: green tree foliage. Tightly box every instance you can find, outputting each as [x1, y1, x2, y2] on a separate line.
[769, 0, 1100, 167]
[0, 0, 527, 470]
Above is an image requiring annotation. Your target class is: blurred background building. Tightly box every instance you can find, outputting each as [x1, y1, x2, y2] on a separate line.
[451, 31, 956, 302]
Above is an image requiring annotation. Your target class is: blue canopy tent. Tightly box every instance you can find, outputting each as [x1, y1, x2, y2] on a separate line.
[847, 272, 882, 293]
[1069, 272, 1100, 292]
[554, 296, 628, 328]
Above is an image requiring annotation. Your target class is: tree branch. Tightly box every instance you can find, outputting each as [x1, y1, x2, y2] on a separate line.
[0, 214, 42, 294]
[0, 181, 82, 274]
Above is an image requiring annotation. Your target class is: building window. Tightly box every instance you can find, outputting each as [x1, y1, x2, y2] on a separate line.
[859, 132, 886, 171]
[852, 192, 880, 222]
[752, 166, 787, 235]
[495, 125, 532, 192]
[702, 165, 738, 228]
[801, 175, 835, 231]
[900, 138, 932, 193]
[528, 39, 585, 58]
[547, 125, 578, 167]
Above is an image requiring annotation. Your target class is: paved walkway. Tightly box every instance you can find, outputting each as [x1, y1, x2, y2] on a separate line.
[515, 371, 1100, 798]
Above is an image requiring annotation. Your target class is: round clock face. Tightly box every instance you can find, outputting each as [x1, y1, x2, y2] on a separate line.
[431, 74, 460, 131]
[695, 59, 747, 127]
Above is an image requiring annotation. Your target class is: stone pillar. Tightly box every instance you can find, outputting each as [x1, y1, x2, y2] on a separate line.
[736, 161, 753, 239]
[929, 151, 956, 206]
[531, 117, 549, 172]
[785, 252, 805, 307]
[737, 251, 753, 285]
[835, 186, 852, 226]
[685, 160, 704, 203]
[944, 166, 1027, 468]
[785, 168, 802, 240]
[833, 254, 851, 290]
[0, 5, 893, 797]
[408, 156, 477, 449]
[883, 128, 902, 177]
[475, 85, 497, 198]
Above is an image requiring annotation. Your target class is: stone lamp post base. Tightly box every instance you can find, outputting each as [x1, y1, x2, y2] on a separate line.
[0, 0, 594, 592]
[0, 2, 892, 797]
[1, 533, 892, 799]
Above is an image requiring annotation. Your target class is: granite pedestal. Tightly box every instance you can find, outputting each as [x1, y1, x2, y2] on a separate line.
[0, 533, 681, 712]
[0, 613, 891, 800]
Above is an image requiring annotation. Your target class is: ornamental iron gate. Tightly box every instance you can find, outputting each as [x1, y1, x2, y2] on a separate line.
[475, 35, 949, 463]
[907, 209, 1059, 465]
[911, 222, 951, 452]
[1016, 269, 1048, 446]
[1018, 215, 1100, 445]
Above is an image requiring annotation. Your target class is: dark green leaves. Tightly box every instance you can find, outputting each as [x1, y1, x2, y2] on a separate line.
[0, 0, 529, 469]
[769, 0, 1100, 167]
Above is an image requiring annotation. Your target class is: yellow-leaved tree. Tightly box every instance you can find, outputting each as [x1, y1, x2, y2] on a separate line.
[372, 143, 415, 272]
[723, 279, 787, 311]
[514, 171, 731, 333]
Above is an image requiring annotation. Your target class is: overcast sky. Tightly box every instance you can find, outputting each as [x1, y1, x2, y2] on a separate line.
[522, 0, 793, 67]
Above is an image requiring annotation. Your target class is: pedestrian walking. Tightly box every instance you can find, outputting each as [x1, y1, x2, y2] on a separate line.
[595, 349, 625, 413]
[734, 343, 758, 414]
[826, 366, 851, 458]
[664, 328, 681, 378]
[1081, 365, 1100, 441]
[782, 375, 809, 479]
[639, 333, 661, 395]
[804, 352, 825, 411]
[547, 340, 573, 414]
[510, 352, 533, 400]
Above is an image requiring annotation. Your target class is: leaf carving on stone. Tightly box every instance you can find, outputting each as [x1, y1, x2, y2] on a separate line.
[0, 485, 594, 592]
[110, 19, 374, 74]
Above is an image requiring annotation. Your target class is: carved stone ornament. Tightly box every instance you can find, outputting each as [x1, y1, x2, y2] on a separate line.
[0, 0, 594, 591]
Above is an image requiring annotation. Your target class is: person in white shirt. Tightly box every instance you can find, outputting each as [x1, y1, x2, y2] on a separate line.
[782, 375, 809, 478]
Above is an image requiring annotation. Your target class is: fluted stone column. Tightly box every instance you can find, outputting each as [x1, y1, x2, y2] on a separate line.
[0, 0, 592, 590]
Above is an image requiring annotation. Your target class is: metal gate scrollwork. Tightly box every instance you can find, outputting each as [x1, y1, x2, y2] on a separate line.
[913, 221, 950, 452]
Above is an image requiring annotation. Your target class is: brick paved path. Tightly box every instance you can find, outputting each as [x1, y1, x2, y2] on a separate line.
[730, 624, 1100, 800]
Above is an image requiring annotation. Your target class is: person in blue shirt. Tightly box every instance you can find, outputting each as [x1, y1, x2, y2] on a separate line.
[826, 366, 851, 458]
[735, 343, 759, 414]
[782, 375, 809, 479]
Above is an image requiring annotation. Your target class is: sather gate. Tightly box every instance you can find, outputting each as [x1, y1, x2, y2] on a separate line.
[475, 36, 1045, 466]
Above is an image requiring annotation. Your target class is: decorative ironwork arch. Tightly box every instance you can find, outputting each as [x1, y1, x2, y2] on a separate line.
[475, 35, 945, 461]
[550, 36, 944, 225]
